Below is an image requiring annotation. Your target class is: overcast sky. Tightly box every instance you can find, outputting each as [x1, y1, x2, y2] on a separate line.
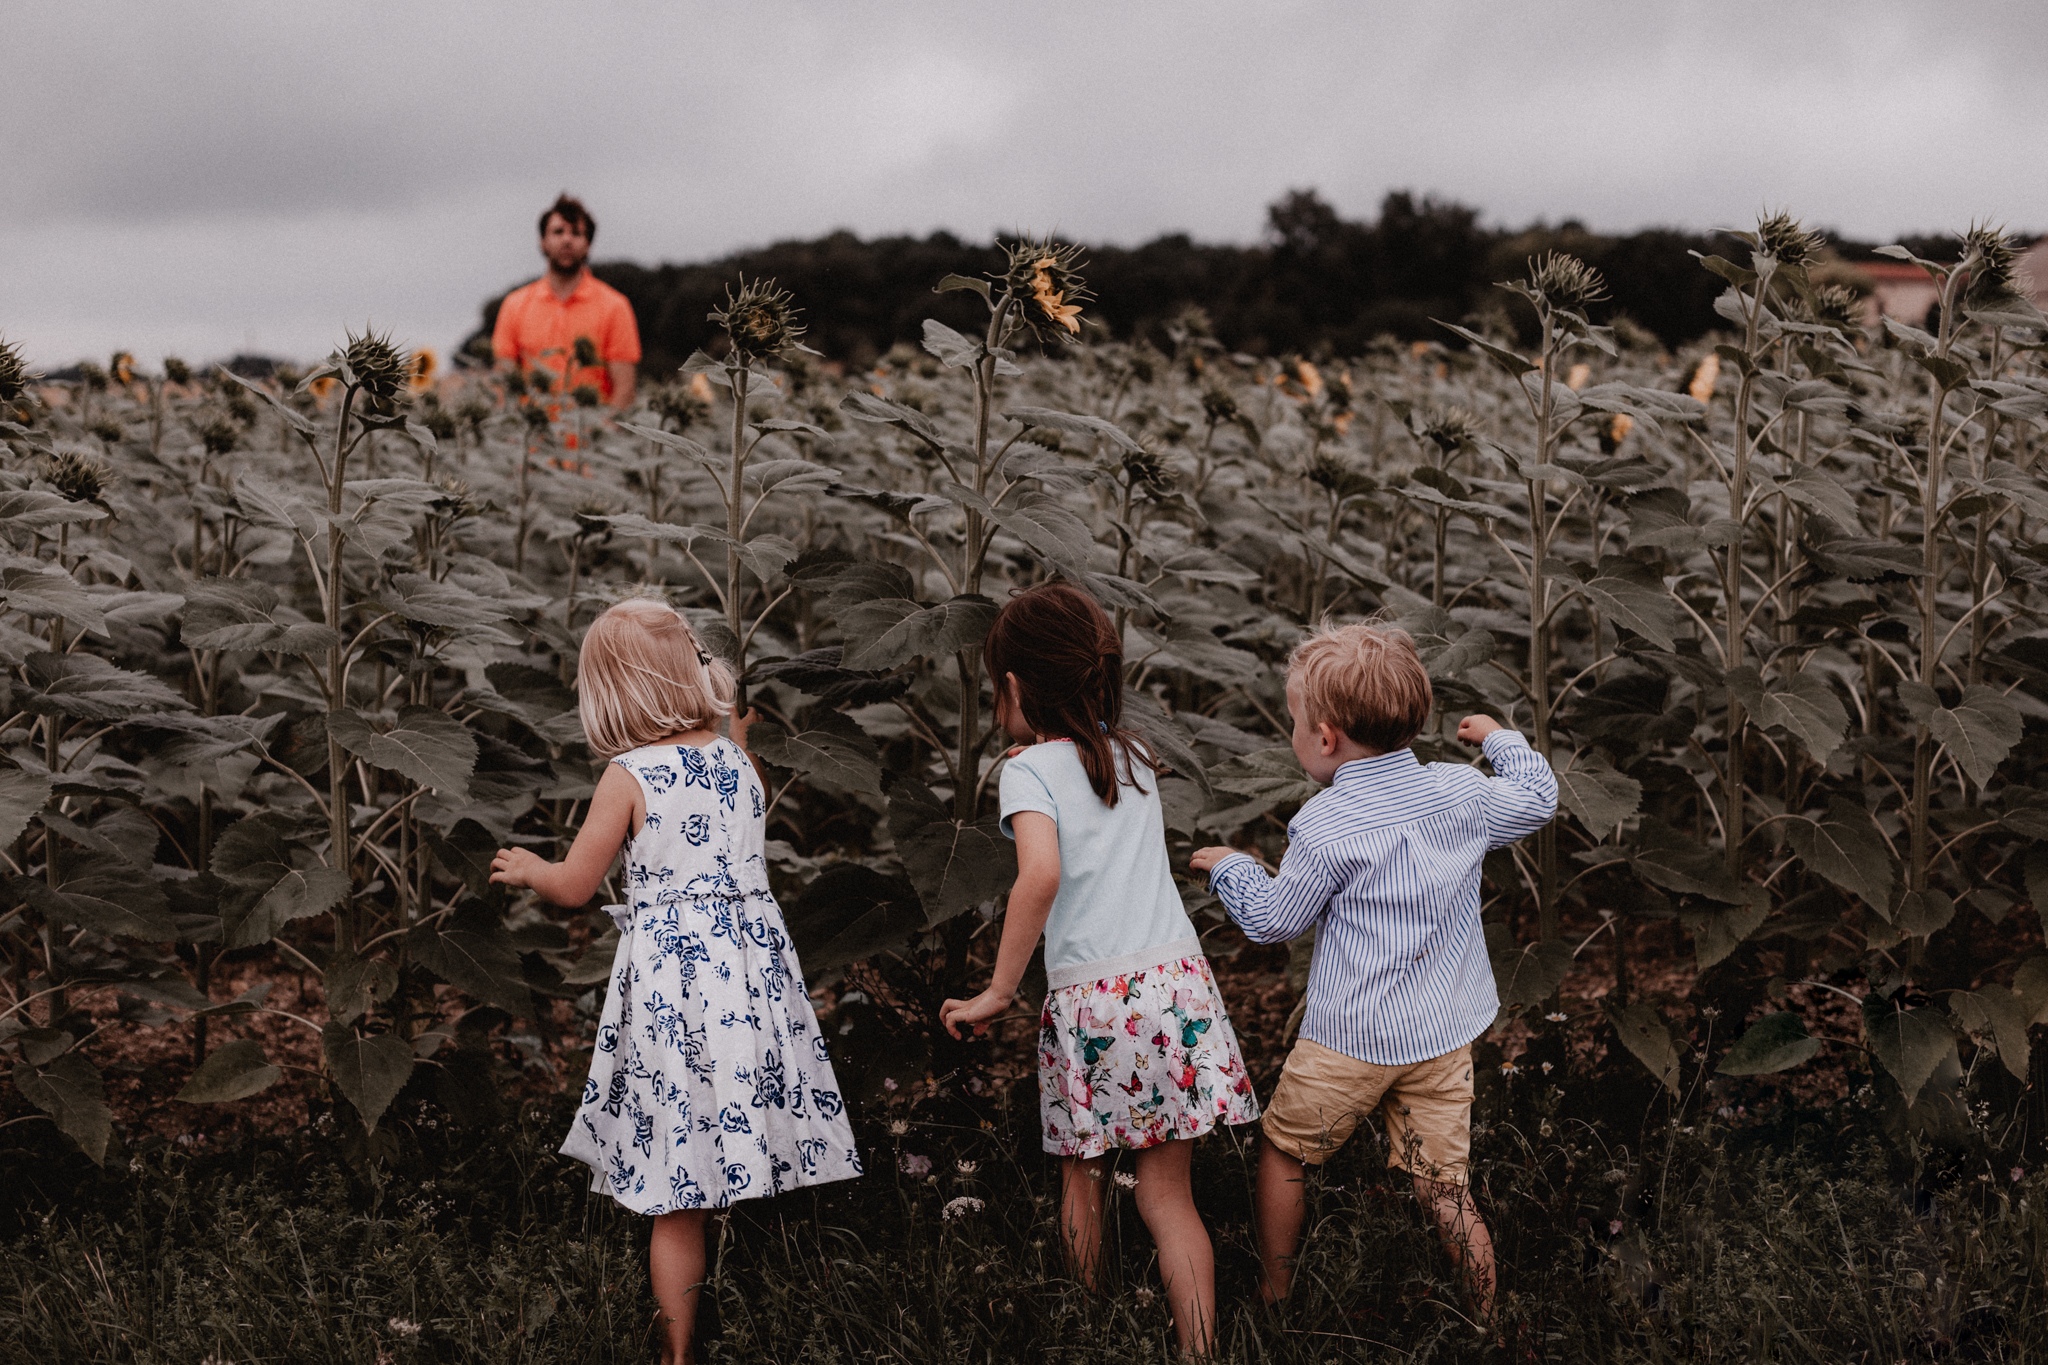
[6, 0, 2044, 368]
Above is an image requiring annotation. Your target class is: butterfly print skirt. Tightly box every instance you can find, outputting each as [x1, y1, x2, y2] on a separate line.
[1038, 952, 1260, 1157]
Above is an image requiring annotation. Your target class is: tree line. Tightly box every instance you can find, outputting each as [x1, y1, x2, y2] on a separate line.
[464, 189, 1966, 372]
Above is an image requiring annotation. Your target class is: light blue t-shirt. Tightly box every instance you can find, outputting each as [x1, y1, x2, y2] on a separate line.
[999, 740, 1201, 989]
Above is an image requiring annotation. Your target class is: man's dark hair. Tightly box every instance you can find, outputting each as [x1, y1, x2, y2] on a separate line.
[539, 194, 596, 243]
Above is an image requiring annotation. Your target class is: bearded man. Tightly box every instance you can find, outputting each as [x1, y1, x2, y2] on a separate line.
[491, 194, 641, 408]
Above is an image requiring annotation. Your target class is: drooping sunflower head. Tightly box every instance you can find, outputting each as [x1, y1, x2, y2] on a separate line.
[1754, 211, 1824, 268]
[1524, 252, 1608, 313]
[1807, 282, 1864, 330]
[1961, 222, 2025, 302]
[40, 448, 111, 506]
[1003, 237, 1091, 342]
[1420, 404, 1479, 454]
[75, 360, 108, 392]
[1121, 447, 1171, 494]
[0, 336, 34, 405]
[1200, 385, 1240, 426]
[711, 277, 807, 363]
[199, 415, 239, 456]
[409, 348, 438, 391]
[109, 352, 135, 385]
[571, 336, 600, 370]
[340, 329, 409, 405]
[161, 356, 191, 386]
[1305, 450, 1374, 501]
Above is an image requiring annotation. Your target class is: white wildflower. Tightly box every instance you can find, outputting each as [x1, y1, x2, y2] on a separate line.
[388, 1317, 422, 1338]
[1113, 1171, 1138, 1190]
[943, 1196, 985, 1222]
[955, 1159, 979, 1176]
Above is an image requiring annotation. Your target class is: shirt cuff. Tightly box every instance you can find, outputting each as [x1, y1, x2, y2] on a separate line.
[1206, 850, 1259, 892]
[1481, 729, 1531, 761]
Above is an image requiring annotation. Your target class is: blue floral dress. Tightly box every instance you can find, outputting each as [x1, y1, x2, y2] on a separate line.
[561, 738, 862, 1212]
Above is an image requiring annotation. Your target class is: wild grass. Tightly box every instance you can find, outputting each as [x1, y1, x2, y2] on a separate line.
[5, 1070, 2044, 1363]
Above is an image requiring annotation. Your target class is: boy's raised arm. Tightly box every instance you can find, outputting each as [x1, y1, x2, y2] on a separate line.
[1194, 841, 1336, 945]
[1473, 727, 1558, 848]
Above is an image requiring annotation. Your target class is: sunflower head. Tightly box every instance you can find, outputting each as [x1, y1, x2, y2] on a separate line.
[652, 382, 712, 432]
[75, 360, 108, 392]
[340, 329, 409, 406]
[456, 396, 492, 431]
[1420, 405, 1479, 454]
[1524, 252, 1608, 312]
[712, 277, 807, 363]
[434, 476, 475, 521]
[0, 337, 34, 405]
[109, 352, 135, 385]
[572, 383, 602, 409]
[161, 356, 191, 386]
[1305, 450, 1374, 500]
[1962, 222, 2024, 303]
[40, 449, 111, 506]
[409, 348, 438, 392]
[1201, 385, 1240, 426]
[1807, 283, 1864, 330]
[1600, 413, 1634, 454]
[571, 336, 600, 370]
[1121, 447, 1171, 494]
[1754, 211, 1824, 268]
[199, 415, 239, 456]
[1003, 237, 1091, 343]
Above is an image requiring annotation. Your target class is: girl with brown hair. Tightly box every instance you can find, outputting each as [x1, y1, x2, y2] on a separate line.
[940, 582, 1258, 1358]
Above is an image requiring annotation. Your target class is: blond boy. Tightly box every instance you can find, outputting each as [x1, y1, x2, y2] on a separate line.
[1191, 623, 1557, 1318]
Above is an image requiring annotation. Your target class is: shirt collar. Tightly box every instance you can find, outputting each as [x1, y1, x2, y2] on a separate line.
[1330, 747, 1423, 789]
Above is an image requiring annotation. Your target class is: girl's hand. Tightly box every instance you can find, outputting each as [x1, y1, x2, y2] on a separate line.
[939, 988, 1011, 1040]
[1189, 845, 1237, 875]
[1456, 714, 1506, 744]
[490, 846, 549, 889]
[729, 707, 759, 752]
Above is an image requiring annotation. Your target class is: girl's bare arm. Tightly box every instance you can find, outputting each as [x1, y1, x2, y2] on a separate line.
[490, 761, 639, 907]
[939, 811, 1059, 1037]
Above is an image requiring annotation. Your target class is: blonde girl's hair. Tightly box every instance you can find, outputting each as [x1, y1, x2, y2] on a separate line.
[576, 598, 735, 757]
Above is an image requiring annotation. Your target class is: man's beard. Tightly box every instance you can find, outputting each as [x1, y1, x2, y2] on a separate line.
[548, 245, 589, 275]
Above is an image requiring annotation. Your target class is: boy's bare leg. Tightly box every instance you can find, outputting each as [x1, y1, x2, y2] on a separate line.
[1060, 1155, 1107, 1290]
[1132, 1138, 1217, 1358]
[1253, 1138, 1308, 1304]
[1415, 1175, 1495, 1323]
[648, 1208, 712, 1365]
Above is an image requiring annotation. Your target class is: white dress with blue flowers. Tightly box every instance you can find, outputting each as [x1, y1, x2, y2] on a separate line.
[561, 737, 862, 1213]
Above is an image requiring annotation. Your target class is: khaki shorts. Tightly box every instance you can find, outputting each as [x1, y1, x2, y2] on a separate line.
[1261, 1038, 1474, 1184]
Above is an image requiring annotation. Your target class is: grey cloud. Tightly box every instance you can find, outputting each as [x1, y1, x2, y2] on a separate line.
[7, 0, 2048, 364]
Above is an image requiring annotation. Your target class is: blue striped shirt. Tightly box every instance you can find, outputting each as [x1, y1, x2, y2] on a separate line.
[1208, 731, 1557, 1066]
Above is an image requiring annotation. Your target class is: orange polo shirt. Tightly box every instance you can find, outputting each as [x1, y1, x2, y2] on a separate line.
[490, 271, 642, 400]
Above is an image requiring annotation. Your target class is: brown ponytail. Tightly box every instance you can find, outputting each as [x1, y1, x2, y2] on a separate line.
[984, 581, 1164, 807]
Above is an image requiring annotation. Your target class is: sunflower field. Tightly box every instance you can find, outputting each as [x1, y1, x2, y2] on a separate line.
[3, 216, 2048, 1358]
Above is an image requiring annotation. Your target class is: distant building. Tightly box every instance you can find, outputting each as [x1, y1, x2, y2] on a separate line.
[1850, 239, 2048, 331]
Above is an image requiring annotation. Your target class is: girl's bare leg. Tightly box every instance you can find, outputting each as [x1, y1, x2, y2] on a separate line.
[1133, 1138, 1217, 1358]
[648, 1208, 712, 1365]
[1060, 1154, 1107, 1289]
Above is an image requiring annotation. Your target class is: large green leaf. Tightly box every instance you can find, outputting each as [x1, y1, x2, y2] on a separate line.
[321, 1023, 415, 1130]
[15, 1053, 112, 1162]
[887, 779, 1015, 927]
[411, 915, 532, 1016]
[1577, 566, 1680, 650]
[23, 651, 189, 720]
[1785, 798, 1894, 910]
[921, 319, 984, 369]
[176, 1038, 282, 1103]
[1485, 923, 1574, 1009]
[1201, 747, 1322, 833]
[1862, 998, 1955, 1104]
[1003, 405, 1142, 454]
[324, 952, 398, 1026]
[1680, 890, 1768, 969]
[749, 711, 882, 796]
[1717, 1012, 1821, 1076]
[328, 705, 477, 799]
[17, 872, 176, 940]
[1950, 985, 2031, 1081]
[1554, 753, 1640, 839]
[1141, 621, 1264, 687]
[211, 813, 349, 948]
[838, 390, 943, 449]
[1630, 819, 1743, 904]
[182, 578, 337, 654]
[0, 767, 51, 846]
[839, 595, 997, 672]
[0, 565, 110, 635]
[1927, 685, 2023, 788]
[1608, 1002, 1681, 1095]
[1728, 665, 1850, 763]
[785, 863, 926, 973]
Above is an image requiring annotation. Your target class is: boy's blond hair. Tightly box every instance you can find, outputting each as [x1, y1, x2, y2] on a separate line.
[1288, 621, 1433, 753]
[576, 598, 735, 757]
